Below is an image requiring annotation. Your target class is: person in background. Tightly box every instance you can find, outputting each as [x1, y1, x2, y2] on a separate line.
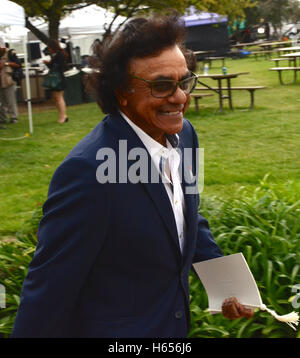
[0, 39, 5, 129]
[44, 39, 69, 123]
[8, 48, 24, 87]
[81, 55, 90, 68]
[0, 40, 19, 127]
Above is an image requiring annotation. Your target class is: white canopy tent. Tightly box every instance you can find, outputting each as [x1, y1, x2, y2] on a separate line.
[0, 0, 33, 134]
[30, 5, 127, 55]
[58, 5, 126, 37]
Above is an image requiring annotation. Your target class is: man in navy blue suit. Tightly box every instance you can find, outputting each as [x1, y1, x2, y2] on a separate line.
[12, 14, 253, 338]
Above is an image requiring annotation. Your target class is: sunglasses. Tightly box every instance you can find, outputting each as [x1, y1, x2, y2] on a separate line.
[130, 73, 198, 98]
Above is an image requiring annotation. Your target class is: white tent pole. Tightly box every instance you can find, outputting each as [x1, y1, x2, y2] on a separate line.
[22, 33, 33, 134]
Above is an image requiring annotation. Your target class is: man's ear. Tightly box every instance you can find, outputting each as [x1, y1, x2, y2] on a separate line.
[115, 89, 129, 107]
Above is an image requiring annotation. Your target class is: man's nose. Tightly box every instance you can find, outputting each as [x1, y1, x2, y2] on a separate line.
[168, 85, 187, 104]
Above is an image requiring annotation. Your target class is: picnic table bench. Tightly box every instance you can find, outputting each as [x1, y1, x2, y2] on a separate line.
[194, 86, 266, 109]
[270, 58, 295, 66]
[190, 93, 213, 111]
[205, 56, 226, 68]
[250, 50, 274, 59]
[269, 66, 300, 84]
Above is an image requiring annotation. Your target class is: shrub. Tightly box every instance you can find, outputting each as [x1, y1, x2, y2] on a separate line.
[189, 177, 300, 338]
[0, 205, 41, 337]
[1, 178, 299, 338]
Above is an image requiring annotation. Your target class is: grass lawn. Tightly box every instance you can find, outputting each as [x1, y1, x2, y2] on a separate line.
[1, 55, 300, 234]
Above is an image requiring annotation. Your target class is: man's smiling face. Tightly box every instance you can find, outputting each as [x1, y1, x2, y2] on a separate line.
[117, 45, 191, 145]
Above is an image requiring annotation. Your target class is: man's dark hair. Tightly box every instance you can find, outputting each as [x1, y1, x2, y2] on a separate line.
[87, 13, 196, 114]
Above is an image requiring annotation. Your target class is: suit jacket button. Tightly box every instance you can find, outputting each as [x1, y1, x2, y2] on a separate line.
[175, 310, 183, 319]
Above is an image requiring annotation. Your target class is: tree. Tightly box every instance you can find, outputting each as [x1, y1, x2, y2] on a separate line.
[12, 0, 256, 44]
[244, 0, 300, 38]
[98, 0, 257, 40]
[259, 0, 290, 36]
[93, 0, 189, 40]
[190, 0, 257, 23]
[13, 0, 95, 44]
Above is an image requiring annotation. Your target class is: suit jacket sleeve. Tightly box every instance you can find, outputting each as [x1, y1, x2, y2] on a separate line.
[12, 156, 110, 337]
[193, 212, 223, 262]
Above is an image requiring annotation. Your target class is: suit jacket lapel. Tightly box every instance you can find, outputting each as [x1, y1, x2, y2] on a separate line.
[107, 114, 182, 255]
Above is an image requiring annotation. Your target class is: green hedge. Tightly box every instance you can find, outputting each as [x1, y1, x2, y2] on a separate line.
[0, 178, 299, 338]
[189, 177, 300, 338]
[0, 205, 40, 337]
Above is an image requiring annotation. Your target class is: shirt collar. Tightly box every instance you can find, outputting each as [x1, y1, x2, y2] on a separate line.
[119, 110, 179, 159]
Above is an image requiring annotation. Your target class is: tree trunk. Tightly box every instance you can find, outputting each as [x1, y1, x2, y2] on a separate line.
[48, 15, 60, 41]
[25, 17, 49, 45]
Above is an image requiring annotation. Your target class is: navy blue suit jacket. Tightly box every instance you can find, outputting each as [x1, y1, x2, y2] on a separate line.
[12, 113, 222, 338]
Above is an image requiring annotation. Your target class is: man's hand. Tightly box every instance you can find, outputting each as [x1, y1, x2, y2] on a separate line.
[222, 297, 254, 320]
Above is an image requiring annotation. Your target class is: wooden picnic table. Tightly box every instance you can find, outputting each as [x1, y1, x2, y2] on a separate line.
[257, 41, 291, 56]
[281, 51, 300, 66]
[281, 51, 300, 59]
[193, 50, 215, 56]
[270, 52, 300, 84]
[196, 56, 226, 70]
[276, 46, 300, 53]
[271, 51, 300, 66]
[269, 66, 300, 84]
[196, 72, 250, 112]
[230, 41, 261, 49]
[258, 40, 293, 49]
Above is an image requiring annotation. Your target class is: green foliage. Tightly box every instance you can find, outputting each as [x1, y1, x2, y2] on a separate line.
[12, 0, 256, 42]
[245, 0, 300, 34]
[1, 178, 299, 337]
[190, 0, 256, 21]
[189, 176, 300, 338]
[0, 205, 41, 337]
[14, 0, 93, 18]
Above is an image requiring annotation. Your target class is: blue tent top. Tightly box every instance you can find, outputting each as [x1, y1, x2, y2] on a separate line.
[183, 7, 227, 27]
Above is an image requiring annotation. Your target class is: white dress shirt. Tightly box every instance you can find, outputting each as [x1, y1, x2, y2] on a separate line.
[120, 111, 186, 253]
